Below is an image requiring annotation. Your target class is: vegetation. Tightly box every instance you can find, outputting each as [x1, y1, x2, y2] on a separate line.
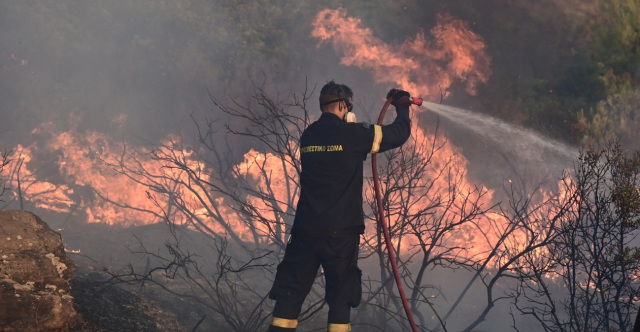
[512, 141, 640, 331]
[565, 0, 640, 146]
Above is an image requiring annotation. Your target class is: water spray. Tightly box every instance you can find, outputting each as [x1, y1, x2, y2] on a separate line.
[371, 96, 422, 332]
[421, 101, 578, 160]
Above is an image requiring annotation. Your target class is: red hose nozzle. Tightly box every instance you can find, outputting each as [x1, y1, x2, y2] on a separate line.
[411, 97, 423, 106]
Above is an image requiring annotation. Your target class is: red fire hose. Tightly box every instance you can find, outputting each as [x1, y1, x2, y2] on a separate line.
[372, 96, 422, 332]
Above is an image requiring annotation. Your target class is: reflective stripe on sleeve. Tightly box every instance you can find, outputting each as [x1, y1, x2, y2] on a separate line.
[271, 317, 298, 329]
[328, 323, 352, 332]
[369, 124, 383, 154]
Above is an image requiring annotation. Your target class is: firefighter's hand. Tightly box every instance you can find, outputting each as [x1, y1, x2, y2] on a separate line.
[386, 89, 412, 108]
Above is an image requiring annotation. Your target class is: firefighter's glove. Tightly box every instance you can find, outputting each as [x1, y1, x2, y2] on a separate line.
[386, 89, 412, 108]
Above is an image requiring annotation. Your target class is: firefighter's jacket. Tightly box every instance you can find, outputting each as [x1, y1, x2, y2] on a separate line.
[292, 107, 411, 235]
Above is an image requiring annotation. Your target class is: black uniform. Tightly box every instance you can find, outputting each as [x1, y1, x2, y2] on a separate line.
[268, 107, 411, 331]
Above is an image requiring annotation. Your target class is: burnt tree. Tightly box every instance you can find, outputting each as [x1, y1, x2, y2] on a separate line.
[511, 140, 640, 332]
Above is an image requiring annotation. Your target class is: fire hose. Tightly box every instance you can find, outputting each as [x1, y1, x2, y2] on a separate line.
[371, 95, 422, 332]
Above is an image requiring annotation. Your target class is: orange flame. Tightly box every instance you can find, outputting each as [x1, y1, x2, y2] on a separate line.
[4, 144, 75, 213]
[2, 120, 302, 244]
[363, 119, 504, 261]
[234, 148, 299, 242]
[312, 8, 491, 98]
[2, 124, 212, 226]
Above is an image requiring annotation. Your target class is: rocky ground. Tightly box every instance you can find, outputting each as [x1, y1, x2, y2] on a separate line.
[69, 268, 189, 332]
[0, 209, 221, 332]
[65, 223, 219, 332]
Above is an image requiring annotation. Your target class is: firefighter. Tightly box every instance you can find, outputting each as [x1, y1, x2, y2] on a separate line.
[267, 81, 413, 332]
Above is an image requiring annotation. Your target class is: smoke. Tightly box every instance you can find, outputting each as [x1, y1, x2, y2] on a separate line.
[0, 2, 272, 148]
[2, 3, 175, 144]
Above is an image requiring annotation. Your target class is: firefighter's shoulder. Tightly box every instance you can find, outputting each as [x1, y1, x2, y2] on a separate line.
[342, 121, 372, 129]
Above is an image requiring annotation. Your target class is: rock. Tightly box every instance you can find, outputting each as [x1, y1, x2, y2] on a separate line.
[0, 210, 80, 331]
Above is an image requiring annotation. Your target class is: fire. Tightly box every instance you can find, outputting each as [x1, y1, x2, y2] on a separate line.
[312, 7, 571, 268]
[313, 7, 498, 260]
[363, 119, 505, 262]
[3, 123, 250, 238]
[3, 123, 171, 225]
[234, 148, 299, 213]
[234, 148, 299, 242]
[1, 118, 306, 244]
[312, 8, 491, 99]
[4, 144, 75, 213]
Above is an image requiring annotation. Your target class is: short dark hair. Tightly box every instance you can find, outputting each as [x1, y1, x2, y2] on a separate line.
[319, 80, 352, 110]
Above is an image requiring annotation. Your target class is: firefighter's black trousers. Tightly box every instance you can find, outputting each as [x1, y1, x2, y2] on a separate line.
[269, 232, 362, 328]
